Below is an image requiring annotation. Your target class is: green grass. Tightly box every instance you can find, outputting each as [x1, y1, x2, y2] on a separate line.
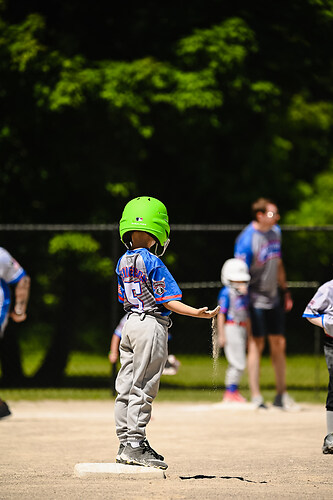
[0, 352, 329, 403]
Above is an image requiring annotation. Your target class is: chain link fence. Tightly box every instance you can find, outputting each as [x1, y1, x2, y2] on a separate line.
[0, 223, 330, 391]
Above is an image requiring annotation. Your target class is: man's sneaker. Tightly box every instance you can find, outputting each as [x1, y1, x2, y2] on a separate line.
[120, 439, 168, 469]
[322, 432, 333, 454]
[223, 390, 246, 403]
[273, 393, 300, 411]
[0, 400, 11, 419]
[251, 395, 268, 409]
[116, 443, 126, 463]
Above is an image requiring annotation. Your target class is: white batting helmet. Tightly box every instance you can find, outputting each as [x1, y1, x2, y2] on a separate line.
[221, 258, 250, 286]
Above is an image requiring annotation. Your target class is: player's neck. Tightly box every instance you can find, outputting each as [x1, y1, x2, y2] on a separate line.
[253, 220, 271, 233]
[131, 231, 156, 250]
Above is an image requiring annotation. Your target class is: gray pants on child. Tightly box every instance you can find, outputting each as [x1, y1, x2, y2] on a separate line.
[114, 313, 168, 444]
[224, 323, 247, 386]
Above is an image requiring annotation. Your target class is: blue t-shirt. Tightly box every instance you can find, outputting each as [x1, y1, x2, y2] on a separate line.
[116, 248, 182, 316]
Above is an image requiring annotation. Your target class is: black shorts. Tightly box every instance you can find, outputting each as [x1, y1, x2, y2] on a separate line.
[249, 304, 285, 338]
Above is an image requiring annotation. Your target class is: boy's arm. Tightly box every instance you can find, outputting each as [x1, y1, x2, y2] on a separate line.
[109, 334, 121, 363]
[10, 274, 31, 323]
[306, 316, 323, 328]
[164, 300, 220, 319]
[307, 314, 333, 337]
[303, 283, 333, 336]
[217, 312, 226, 347]
[306, 315, 331, 336]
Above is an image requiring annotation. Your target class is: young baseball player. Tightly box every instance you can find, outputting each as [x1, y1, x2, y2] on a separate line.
[0, 246, 30, 419]
[114, 196, 219, 469]
[217, 258, 251, 403]
[303, 280, 333, 453]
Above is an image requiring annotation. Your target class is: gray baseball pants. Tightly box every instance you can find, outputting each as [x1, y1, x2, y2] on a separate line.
[224, 323, 247, 386]
[114, 313, 168, 444]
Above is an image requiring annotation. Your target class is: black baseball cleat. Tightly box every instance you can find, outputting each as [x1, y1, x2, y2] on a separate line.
[322, 432, 333, 454]
[120, 439, 168, 469]
[0, 400, 11, 420]
[272, 393, 300, 411]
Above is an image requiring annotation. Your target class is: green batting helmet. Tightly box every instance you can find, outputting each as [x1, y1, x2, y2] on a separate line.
[119, 196, 170, 252]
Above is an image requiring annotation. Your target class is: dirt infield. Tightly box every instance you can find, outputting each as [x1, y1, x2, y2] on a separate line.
[1, 400, 332, 499]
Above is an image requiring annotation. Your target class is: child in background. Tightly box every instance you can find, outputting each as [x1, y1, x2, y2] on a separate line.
[303, 279, 333, 454]
[114, 196, 219, 470]
[109, 315, 127, 364]
[217, 258, 251, 403]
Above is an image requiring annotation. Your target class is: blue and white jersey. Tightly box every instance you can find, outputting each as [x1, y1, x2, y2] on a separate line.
[116, 248, 182, 316]
[234, 222, 281, 309]
[0, 247, 26, 331]
[303, 280, 333, 338]
[217, 286, 249, 324]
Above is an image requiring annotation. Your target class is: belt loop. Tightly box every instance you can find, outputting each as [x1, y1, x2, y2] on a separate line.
[140, 313, 146, 321]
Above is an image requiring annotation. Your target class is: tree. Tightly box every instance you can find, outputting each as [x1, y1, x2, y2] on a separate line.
[32, 232, 112, 384]
[2, 1, 333, 379]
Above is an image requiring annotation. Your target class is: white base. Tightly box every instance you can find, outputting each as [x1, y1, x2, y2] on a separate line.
[74, 462, 166, 479]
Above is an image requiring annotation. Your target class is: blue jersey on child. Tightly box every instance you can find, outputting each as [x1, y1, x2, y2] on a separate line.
[0, 247, 26, 332]
[217, 286, 249, 324]
[303, 280, 333, 338]
[116, 248, 182, 316]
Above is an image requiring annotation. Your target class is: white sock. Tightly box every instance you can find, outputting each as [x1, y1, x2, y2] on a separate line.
[129, 441, 141, 448]
[326, 410, 333, 434]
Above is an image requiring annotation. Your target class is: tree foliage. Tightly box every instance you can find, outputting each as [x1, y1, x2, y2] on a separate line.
[1, 0, 333, 380]
[0, 1, 333, 222]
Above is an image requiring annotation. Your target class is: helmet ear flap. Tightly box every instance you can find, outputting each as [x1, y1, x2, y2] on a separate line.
[153, 237, 170, 257]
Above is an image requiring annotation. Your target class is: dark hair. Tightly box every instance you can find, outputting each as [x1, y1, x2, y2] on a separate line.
[251, 198, 276, 221]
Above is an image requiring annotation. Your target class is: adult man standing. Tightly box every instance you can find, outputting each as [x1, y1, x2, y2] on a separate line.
[234, 198, 297, 410]
[0, 246, 30, 419]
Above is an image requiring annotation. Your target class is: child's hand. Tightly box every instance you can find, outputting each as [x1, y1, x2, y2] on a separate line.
[108, 351, 119, 364]
[196, 305, 220, 319]
[10, 311, 27, 323]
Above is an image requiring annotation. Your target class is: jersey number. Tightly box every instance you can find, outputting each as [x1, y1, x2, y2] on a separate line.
[124, 282, 144, 311]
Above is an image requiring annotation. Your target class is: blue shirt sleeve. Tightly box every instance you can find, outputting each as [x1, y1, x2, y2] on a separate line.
[149, 260, 182, 304]
[234, 224, 253, 269]
[116, 259, 125, 304]
[217, 287, 229, 315]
